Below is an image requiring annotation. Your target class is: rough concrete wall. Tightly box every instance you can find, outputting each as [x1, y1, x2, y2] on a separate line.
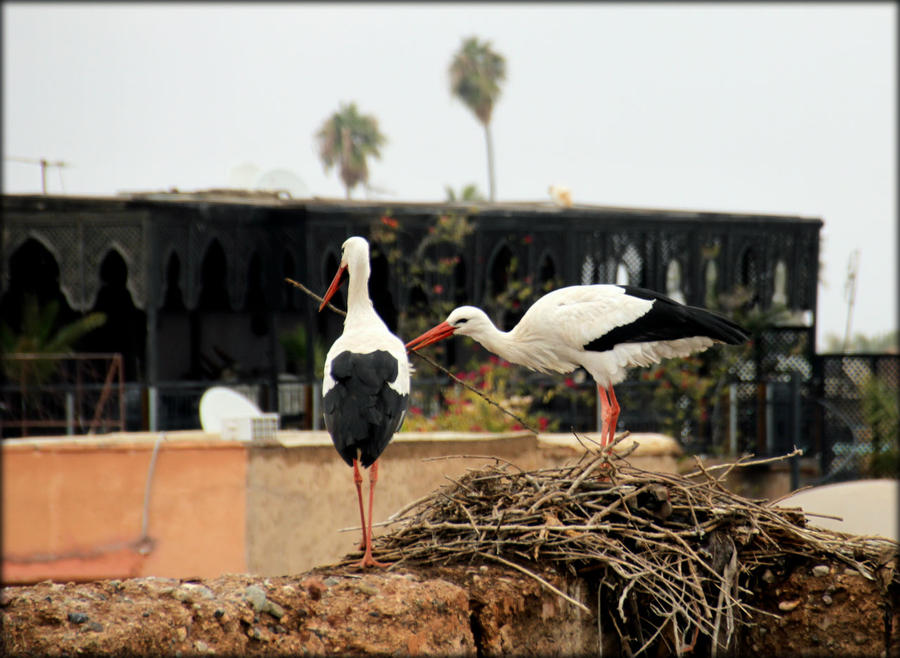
[3, 562, 895, 656]
[2, 438, 247, 582]
[246, 435, 550, 575]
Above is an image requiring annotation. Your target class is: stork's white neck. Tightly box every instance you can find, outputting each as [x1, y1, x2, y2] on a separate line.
[468, 317, 567, 375]
[344, 255, 383, 329]
[468, 322, 532, 367]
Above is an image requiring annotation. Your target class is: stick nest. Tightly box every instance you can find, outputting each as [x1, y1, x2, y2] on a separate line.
[355, 441, 900, 655]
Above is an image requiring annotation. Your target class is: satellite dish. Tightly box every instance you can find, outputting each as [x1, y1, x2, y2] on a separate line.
[199, 386, 262, 433]
[227, 162, 262, 189]
[255, 168, 309, 198]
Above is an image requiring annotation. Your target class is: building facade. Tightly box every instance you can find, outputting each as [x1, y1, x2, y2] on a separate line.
[2, 192, 822, 436]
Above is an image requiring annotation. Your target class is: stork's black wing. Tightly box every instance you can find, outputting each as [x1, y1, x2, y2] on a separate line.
[323, 350, 409, 467]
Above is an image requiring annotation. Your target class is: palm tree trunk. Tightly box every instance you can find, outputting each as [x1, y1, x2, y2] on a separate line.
[484, 122, 496, 202]
[341, 126, 352, 200]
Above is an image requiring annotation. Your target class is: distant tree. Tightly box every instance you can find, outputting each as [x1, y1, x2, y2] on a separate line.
[0, 295, 106, 386]
[444, 183, 485, 202]
[315, 102, 386, 199]
[449, 37, 507, 202]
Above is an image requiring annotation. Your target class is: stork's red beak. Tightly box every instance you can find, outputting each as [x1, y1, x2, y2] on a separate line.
[405, 321, 456, 352]
[319, 265, 348, 311]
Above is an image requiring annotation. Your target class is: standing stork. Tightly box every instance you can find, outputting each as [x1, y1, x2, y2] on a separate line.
[319, 236, 410, 568]
[406, 284, 748, 446]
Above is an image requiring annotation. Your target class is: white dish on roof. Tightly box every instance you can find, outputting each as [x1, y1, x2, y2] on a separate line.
[199, 386, 262, 434]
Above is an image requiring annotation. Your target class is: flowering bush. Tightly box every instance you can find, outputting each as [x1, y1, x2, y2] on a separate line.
[402, 356, 557, 433]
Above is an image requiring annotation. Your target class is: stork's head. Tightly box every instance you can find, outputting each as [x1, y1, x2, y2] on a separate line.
[319, 236, 370, 311]
[405, 306, 494, 351]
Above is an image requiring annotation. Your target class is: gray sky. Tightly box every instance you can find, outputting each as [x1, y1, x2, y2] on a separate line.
[3, 3, 896, 346]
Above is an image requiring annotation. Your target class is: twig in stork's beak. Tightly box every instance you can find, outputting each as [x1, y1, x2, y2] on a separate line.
[405, 321, 456, 353]
[319, 265, 348, 312]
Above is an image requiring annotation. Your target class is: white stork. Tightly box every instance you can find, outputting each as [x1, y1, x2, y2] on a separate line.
[406, 284, 748, 446]
[319, 236, 410, 568]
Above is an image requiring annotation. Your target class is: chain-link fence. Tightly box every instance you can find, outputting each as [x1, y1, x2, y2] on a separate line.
[814, 354, 899, 482]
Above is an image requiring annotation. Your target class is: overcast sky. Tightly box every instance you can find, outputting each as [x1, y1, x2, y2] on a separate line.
[3, 3, 896, 346]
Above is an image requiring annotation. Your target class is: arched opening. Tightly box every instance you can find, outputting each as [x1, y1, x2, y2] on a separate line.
[453, 257, 467, 305]
[772, 260, 788, 307]
[704, 260, 719, 308]
[282, 251, 297, 310]
[740, 247, 759, 289]
[369, 247, 398, 332]
[538, 253, 557, 288]
[581, 255, 596, 285]
[82, 249, 146, 380]
[665, 259, 686, 304]
[162, 252, 185, 311]
[246, 253, 268, 337]
[739, 247, 760, 307]
[488, 244, 514, 297]
[197, 240, 230, 311]
[618, 243, 643, 287]
[615, 262, 629, 286]
[0, 238, 78, 338]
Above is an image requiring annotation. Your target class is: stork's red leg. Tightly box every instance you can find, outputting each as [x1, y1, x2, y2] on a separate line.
[359, 459, 390, 568]
[352, 458, 367, 551]
[597, 385, 610, 445]
[607, 385, 621, 446]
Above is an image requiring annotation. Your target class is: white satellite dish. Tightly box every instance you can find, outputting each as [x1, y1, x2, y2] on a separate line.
[227, 162, 262, 189]
[255, 168, 309, 198]
[199, 386, 262, 433]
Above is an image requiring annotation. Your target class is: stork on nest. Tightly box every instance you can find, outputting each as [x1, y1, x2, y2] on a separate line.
[340, 440, 899, 656]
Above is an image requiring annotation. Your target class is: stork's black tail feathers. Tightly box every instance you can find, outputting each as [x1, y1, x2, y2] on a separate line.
[683, 304, 749, 345]
[586, 286, 750, 352]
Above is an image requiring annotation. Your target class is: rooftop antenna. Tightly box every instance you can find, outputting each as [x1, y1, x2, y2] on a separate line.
[842, 249, 860, 352]
[5, 156, 69, 194]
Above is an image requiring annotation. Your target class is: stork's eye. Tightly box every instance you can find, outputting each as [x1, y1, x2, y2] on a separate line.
[455, 318, 468, 325]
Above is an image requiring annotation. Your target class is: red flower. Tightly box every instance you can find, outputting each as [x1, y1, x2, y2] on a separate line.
[488, 355, 500, 365]
[410, 406, 423, 416]
[433, 284, 444, 294]
[564, 377, 576, 388]
[511, 423, 523, 431]
[479, 364, 490, 375]
[538, 416, 549, 431]
[380, 215, 398, 228]
[523, 235, 533, 244]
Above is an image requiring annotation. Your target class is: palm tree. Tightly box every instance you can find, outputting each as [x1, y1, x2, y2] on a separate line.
[1, 295, 106, 387]
[449, 37, 507, 202]
[315, 102, 386, 199]
[444, 183, 485, 202]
